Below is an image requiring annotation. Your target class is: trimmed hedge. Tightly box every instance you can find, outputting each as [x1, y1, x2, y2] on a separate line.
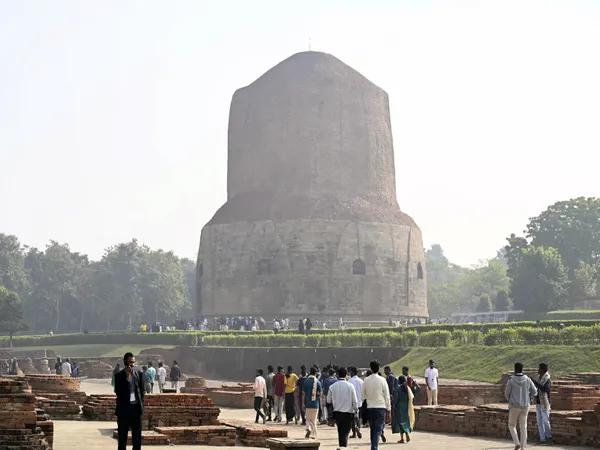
[3, 322, 600, 348]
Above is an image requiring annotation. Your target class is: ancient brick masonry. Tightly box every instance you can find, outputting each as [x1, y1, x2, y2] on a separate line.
[222, 420, 287, 447]
[552, 384, 600, 411]
[415, 403, 600, 447]
[154, 426, 237, 446]
[0, 377, 52, 450]
[197, 51, 428, 321]
[413, 383, 505, 406]
[181, 378, 256, 408]
[12, 374, 87, 420]
[82, 394, 116, 421]
[111, 430, 170, 446]
[83, 393, 220, 430]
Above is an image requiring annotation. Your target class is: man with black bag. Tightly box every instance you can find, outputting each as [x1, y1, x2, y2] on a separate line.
[114, 352, 145, 450]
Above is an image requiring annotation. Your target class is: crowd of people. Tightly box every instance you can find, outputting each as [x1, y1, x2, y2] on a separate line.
[53, 357, 80, 377]
[251, 360, 424, 450]
[108, 350, 551, 450]
[251, 359, 552, 450]
[131, 316, 438, 333]
[111, 359, 182, 393]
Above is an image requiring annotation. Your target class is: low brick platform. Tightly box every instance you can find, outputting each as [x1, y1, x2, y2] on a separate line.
[20, 374, 81, 394]
[0, 377, 52, 450]
[207, 389, 255, 408]
[154, 426, 236, 446]
[415, 402, 600, 447]
[78, 360, 114, 379]
[180, 377, 207, 391]
[414, 383, 504, 406]
[552, 384, 600, 410]
[222, 420, 288, 447]
[82, 393, 221, 429]
[111, 429, 170, 445]
[36, 396, 81, 420]
[82, 395, 116, 421]
[181, 380, 256, 409]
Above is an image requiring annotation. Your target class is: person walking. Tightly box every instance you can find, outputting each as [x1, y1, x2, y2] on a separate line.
[424, 360, 439, 405]
[253, 369, 267, 423]
[61, 358, 72, 377]
[170, 361, 182, 392]
[402, 366, 420, 396]
[302, 366, 322, 439]
[348, 366, 363, 439]
[284, 366, 299, 424]
[362, 360, 391, 450]
[296, 365, 308, 425]
[54, 357, 62, 375]
[505, 362, 537, 450]
[392, 375, 415, 443]
[534, 363, 552, 445]
[321, 368, 338, 424]
[157, 361, 167, 393]
[114, 352, 145, 450]
[265, 365, 275, 421]
[145, 362, 156, 393]
[273, 366, 286, 422]
[327, 367, 358, 450]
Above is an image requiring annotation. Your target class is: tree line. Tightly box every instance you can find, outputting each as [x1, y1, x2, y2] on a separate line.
[427, 197, 600, 316]
[0, 236, 195, 333]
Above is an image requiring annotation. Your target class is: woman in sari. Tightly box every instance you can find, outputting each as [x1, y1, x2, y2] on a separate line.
[392, 375, 415, 443]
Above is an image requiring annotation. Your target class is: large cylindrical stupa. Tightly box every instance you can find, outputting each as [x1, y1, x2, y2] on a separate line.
[196, 51, 427, 320]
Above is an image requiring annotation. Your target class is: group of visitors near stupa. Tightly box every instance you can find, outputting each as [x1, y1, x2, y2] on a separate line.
[252, 360, 428, 450]
[252, 359, 553, 450]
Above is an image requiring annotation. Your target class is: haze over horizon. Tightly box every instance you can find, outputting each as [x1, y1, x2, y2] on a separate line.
[2, 0, 599, 267]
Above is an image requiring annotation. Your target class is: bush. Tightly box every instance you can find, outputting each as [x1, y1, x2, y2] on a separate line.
[419, 331, 451, 347]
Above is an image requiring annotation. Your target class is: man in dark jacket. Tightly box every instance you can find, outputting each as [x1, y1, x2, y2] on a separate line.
[114, 352, 145, 450]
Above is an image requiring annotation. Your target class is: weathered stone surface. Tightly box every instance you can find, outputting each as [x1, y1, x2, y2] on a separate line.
[197, 51, 427, 320]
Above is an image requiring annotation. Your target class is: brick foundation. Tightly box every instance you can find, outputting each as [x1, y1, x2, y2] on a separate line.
[0, 377, 53, 450]
[415, 402, 600, 447]
[222, 420, 288, 447]
[154, 426, 237, 446]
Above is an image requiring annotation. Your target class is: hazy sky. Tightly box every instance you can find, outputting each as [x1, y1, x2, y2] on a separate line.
[1, 0, 599, 267]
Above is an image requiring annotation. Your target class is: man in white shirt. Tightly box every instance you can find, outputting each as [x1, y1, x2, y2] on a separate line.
[61, 358, 72, 377]
[157, 362, 167, 393]
[424, 359, 439, 405]
[327, 367, 358, 450]
[362, 360, 391, 450]
[348, 366, 363, 439]
[253, 369, 267, 423]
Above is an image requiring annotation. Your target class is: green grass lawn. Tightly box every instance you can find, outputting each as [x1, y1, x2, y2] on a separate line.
[11, 344, 176, 358]
[389, 345, 600, 383]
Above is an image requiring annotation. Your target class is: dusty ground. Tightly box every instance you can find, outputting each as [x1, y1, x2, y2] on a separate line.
[53, 379, 585, 450]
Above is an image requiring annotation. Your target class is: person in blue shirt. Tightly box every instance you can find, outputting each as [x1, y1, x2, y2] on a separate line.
[302, 366, 322, 439]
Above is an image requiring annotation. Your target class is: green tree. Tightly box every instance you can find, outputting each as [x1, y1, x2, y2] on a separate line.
[0, 286, 28, 347]
[139, 250, 190, 324]
[25, 242, 89, 332]
[425, 245, 509, 316]
[571, 261, 598, 301]
[93, 240, 146, 331]
[511, 246, 569, 313]
[494, 289, 511, 311]
[0, 234, 28, 296]
[476, 294, 492, 312]
[527, 197, 600, 274]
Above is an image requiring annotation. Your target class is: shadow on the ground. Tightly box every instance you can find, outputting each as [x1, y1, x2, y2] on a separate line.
[98, 428, 114, 437]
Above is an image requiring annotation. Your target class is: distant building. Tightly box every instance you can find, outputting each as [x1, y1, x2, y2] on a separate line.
[196, 51, 427, 321]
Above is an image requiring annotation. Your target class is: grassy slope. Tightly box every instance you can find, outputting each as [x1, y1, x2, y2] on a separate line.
[11, 344, 176, 358]
[389, 345, 600, 383]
